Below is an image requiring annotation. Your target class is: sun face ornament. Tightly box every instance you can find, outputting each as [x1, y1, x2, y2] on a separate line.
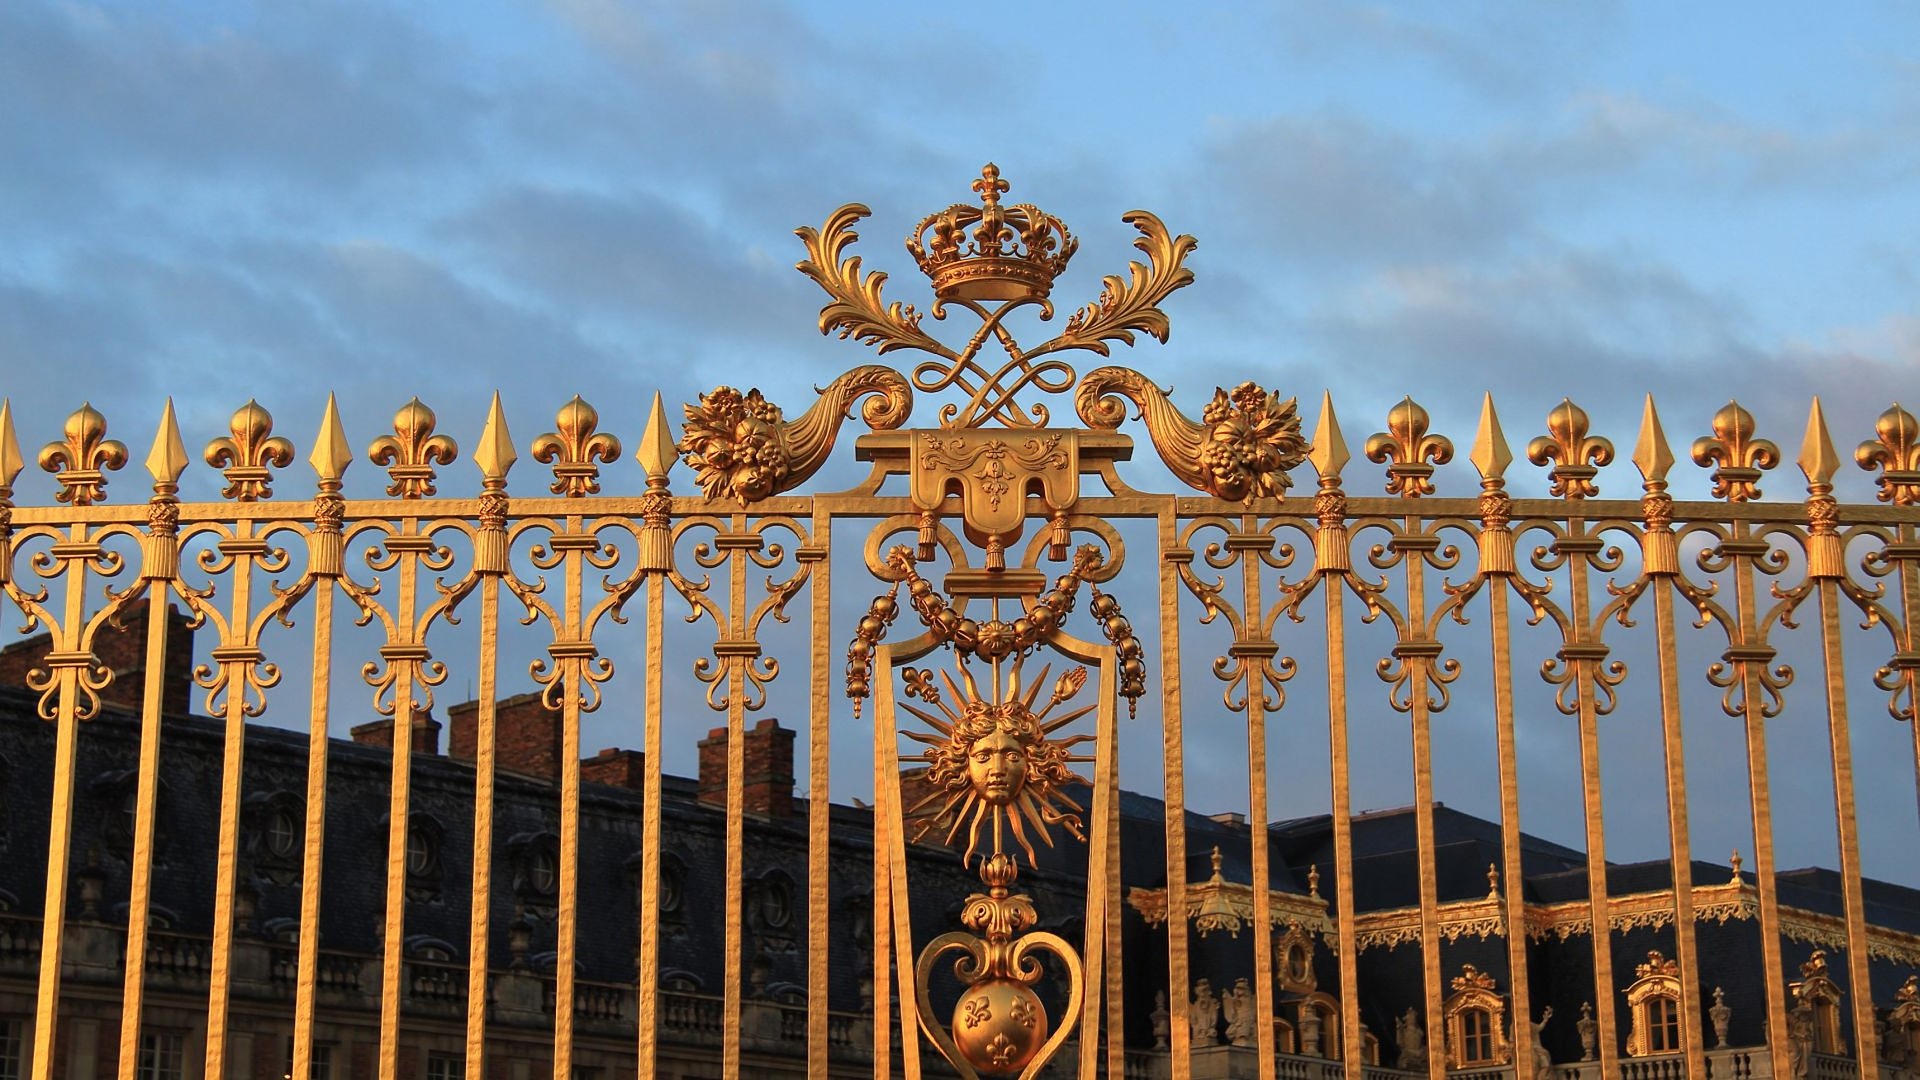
[900, 658, 1095, 870]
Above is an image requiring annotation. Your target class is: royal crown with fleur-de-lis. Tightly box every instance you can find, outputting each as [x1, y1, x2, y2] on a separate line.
[907, 163, 1078, 303]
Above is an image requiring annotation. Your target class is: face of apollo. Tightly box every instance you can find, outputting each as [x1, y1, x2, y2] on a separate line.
[967, 727, 1027, 805]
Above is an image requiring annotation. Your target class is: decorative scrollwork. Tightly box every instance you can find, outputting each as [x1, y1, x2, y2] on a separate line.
[678, 366, 910, 504]
[1025, 211, 1196, 362]
[797, 203, 953, 358]
[1077, 370, 1307, 501]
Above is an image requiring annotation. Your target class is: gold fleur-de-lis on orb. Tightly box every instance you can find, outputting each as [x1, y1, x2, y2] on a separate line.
[204, 399, 295, 502]
[1857, 402, 1920, 506]
[368, 397, 458, 499]
[38, 402, 129, 506]
[1364, 397, 1454, 497]
[1690, 400, 1778, 503]
[1527, 398, 1614, 499]
[532, 395, 621, 497]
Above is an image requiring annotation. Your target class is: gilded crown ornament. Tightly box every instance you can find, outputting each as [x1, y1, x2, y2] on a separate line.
[908, 164, 1078, 304]
[797, 163, 1194, 429]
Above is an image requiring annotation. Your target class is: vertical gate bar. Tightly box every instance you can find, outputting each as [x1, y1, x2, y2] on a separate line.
[871, 791, 891, 1080]
[464, 573, 501, 1079]
[1805, 399, 1881, 1077]
[204, 521, 260, 1080]
[1564, 519, 1621, 1079]
[1487, 582, 1536, 1075]
[1306, 398, 1365, 1075]
[1895, 523, 1920, 878]
[637, 571, 666, 1078]
[1652, 584, 1707, 1078]
[805, 516, 831, 1080]
[1727, 518, 1791, 1075]
[31, 524, 91, 1080]
[1238, 515, 1278, 1080]
[1328, 575, 1363, 1075]
[291, 581, 337, 1080]
[1399, 518, 1445, 1080]
[294, 424, 347, 1080]
[1635, 402, 1708, 1080]
[722, 514, 749, 1080]
[1079, 654, 1114, 1080]
[1157, 508, 1192, 1078]
[378, 524, 423, 1080]
[872, 654, 923, 1080]
[116, 584, 174, 1080]
[553, 522, 585, 1080]
[1104, 670, 1124, 1080]
[1815, 577, 1880, 1072]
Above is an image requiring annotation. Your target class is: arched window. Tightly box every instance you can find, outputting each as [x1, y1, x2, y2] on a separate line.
[1442, 964, 1511, 1068]
[1625, 950, 1684, 1057]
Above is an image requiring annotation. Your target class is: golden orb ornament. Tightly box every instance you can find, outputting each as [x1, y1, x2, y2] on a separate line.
[951, 978, 1047, 1077]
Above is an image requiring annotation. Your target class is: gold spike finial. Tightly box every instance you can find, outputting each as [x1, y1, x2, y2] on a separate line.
[1633, 395, 1674, 487]
[0, 399, 22, 493]
[1307, 391, 1347, 486]
[146, 398, 189, 488]
[474, 391, 517, 488]
[310, 393, 352, 486]
[1469, 392, 1511, 485]
[1798, 397, 1839, 491]
[636, 391, 678, 485]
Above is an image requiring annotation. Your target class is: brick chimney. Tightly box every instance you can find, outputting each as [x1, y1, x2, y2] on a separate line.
[446, 691, 565, 780]
[581, 747, 646, 790]
[349, 710, 441, 755]
[697, 718, 795, 818]
[0, 602, 196, 716]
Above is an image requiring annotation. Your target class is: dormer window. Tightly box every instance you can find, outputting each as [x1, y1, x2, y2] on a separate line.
[1625, 950, 1684, 1057]
[1442, 964, 1511, 1068]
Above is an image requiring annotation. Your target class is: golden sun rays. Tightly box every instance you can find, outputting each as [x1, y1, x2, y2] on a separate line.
[900, 655, 1097, 868]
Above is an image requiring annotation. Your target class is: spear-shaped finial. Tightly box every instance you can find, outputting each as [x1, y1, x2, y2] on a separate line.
[474, 391, 517, 489]
[1308, 391, 1348, 488]
[1469, 392, 1512, 487]
[146, 398, 189, 491]
[636, 391, 678, 487]
[310, 393, 352, 489]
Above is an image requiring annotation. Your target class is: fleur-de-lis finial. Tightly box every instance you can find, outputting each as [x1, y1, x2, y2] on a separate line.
[204, 399, 295, 501]
[532, 395, 621, 497]
[1363, 396, 1453, 497]
[1856, 402, 1920, 506]
[368, 397, 458, 499]
[972, 162, 1009, 205]
[1526, 398, 1613, 500]
[1690, 400, 1778, 503]
[38, 402, 129, 506]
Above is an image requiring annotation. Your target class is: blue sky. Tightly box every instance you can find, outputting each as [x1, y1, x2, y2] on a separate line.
[4, 2, 1920, 880]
